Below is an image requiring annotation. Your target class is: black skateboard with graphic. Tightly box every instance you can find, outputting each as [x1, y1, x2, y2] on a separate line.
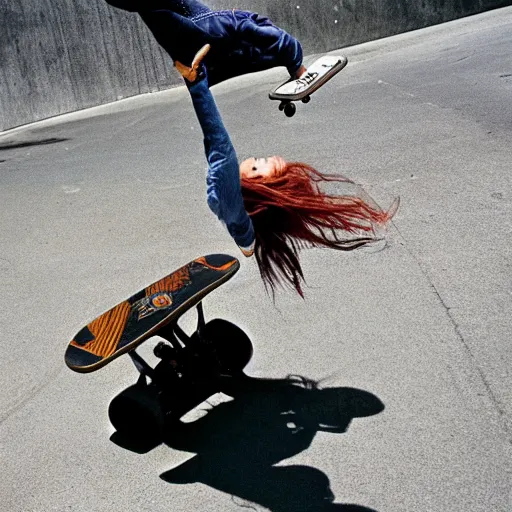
[65, 254, 253, 439]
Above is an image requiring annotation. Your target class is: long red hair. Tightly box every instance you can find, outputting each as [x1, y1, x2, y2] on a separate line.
[241, 161, 399, 297]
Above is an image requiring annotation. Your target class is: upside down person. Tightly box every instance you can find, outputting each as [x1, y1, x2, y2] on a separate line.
[175, 45, 399, 297]
[104, 0, 308, 84]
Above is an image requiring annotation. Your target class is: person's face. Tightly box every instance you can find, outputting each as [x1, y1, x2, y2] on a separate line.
[240, 156, 284, 180]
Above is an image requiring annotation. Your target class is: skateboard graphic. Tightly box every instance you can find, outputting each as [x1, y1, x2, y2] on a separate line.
[65, 254, 253, 439]
[269, 54, 348, 117]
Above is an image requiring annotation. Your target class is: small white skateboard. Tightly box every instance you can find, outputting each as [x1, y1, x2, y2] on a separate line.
[269, 55, 348, 117]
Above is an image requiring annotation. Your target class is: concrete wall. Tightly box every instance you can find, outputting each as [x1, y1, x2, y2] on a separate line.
[1, 0, 510, 131]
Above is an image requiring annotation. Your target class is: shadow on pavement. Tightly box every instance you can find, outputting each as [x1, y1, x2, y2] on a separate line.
[159, 375, 384, 511]
[0, 137, 69, 150]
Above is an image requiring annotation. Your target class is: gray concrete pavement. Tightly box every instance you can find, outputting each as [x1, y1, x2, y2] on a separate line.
[1, 7, 511, 512]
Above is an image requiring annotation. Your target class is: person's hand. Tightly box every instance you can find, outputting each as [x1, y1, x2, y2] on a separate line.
[238, 240, 255, 258]
[175, 44, 211, 82]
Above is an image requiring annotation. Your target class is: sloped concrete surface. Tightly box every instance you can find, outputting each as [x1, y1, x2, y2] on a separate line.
[1, 8, 511, 512]
[1, 0, 511, 130]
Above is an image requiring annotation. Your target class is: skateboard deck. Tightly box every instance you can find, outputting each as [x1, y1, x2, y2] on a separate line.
[269, 54, 348, 117]
[65, 254, 239, 374]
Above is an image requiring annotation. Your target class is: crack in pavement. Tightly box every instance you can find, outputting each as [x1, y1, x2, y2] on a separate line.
[391, 222, 512, 443]
[0, 365, 63, 426]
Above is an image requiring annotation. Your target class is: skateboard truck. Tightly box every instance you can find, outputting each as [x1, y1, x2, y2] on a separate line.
[278, 95, 311, 118]
[109, 299, 253, 440]
[128, 350, 155, 380]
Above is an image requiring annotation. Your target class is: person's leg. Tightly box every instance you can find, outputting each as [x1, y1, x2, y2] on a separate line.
[192, 10, 305, 85]
[139, 8, 211, 66]
[106, 0, 210, 16]
[149, 0, 210, 18]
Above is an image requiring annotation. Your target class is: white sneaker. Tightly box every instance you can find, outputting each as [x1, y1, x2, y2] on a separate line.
[277, 71, 319, 95]
[274, 55, 347, 96]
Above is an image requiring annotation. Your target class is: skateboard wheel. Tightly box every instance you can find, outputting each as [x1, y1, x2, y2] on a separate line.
[278, 101, 286, 112]
[302, 96, 311, 104]
[284, 102, 296, 118]
[154, 341, 176, 360]
[109, 384, 165, 438]
[192, 319, 253, 373]
[153, 341, 167, 358]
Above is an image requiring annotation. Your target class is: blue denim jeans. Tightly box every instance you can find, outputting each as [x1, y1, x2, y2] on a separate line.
[187, 70, 255, 249]
[108, 0, 303, 85]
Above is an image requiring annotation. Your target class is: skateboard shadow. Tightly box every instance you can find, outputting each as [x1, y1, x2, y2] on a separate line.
[110, 429, 162, 454]
[160, 375, 383, 512]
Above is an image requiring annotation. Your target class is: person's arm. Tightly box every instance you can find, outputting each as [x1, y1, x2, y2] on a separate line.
[237, 13, 305, 78]
[187, 72, 255, 252]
